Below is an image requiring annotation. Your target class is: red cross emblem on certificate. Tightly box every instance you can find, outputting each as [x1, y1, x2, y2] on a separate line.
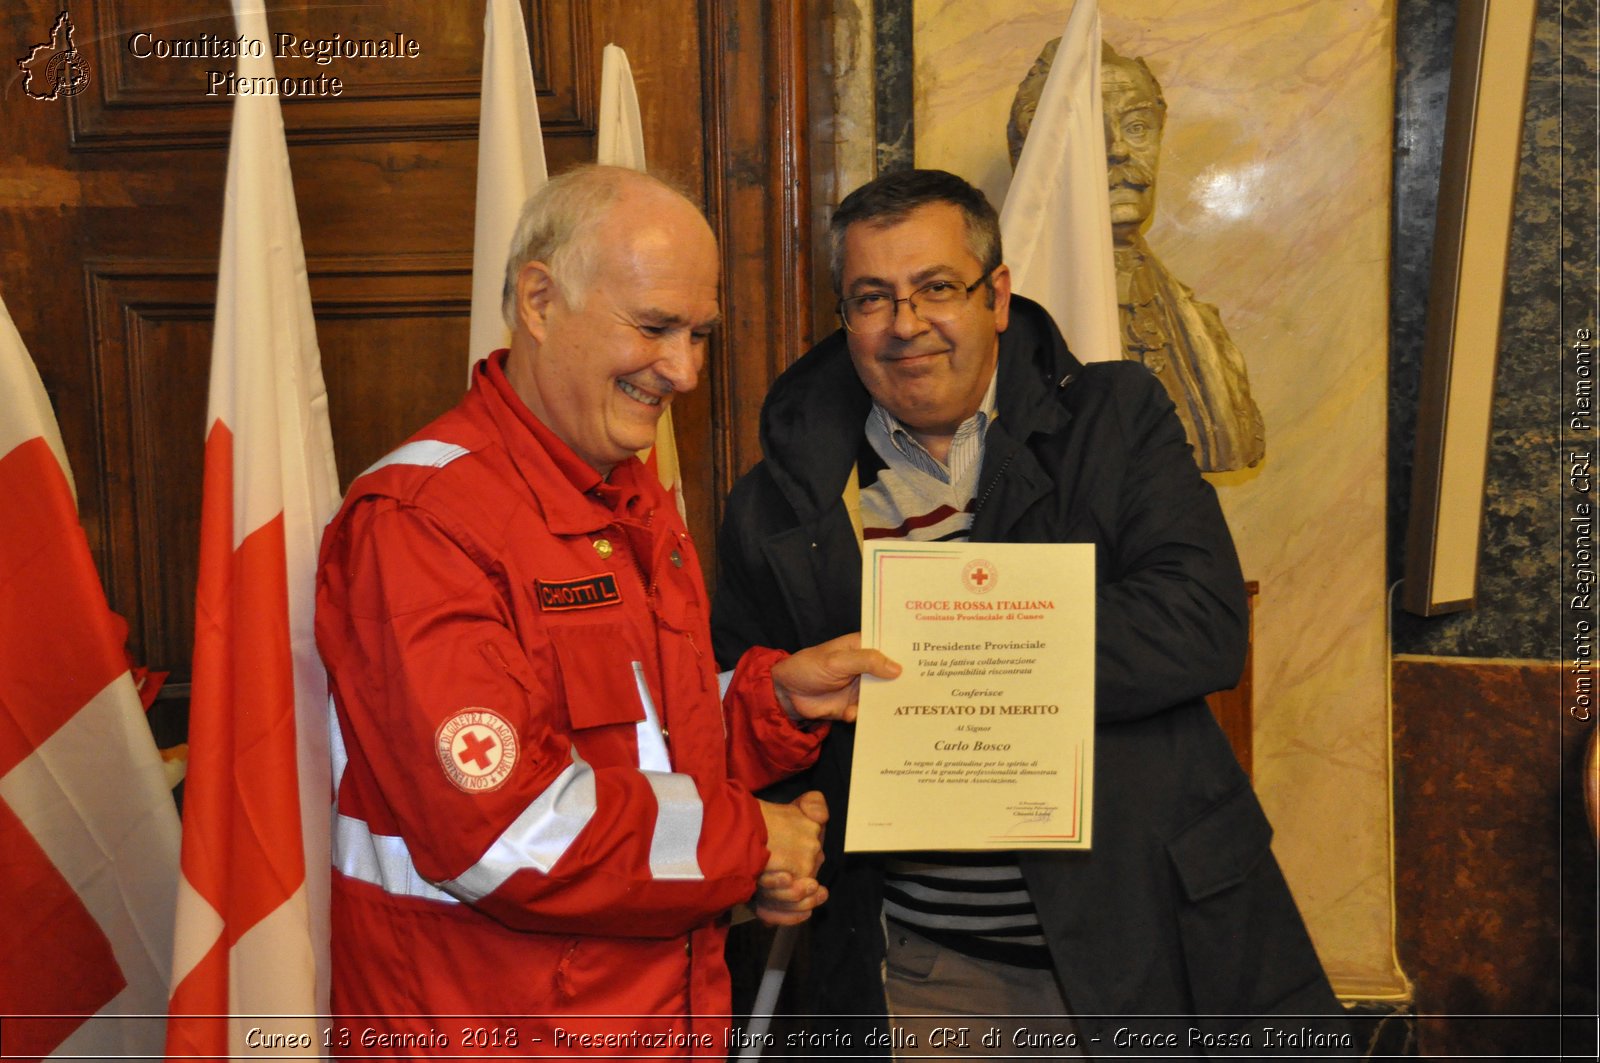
[962, 558, 998, 595]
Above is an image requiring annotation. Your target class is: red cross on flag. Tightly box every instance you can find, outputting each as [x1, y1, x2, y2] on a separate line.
[0, 294, 181, 1060]
[163, 1, 341, 1056]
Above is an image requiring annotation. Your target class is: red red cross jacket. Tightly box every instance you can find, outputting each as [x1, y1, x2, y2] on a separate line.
[315, 353, 824, 1057]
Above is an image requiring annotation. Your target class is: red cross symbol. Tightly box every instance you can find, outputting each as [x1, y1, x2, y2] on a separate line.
[458, 729, 497, 770]
[970, 567, 991, 587]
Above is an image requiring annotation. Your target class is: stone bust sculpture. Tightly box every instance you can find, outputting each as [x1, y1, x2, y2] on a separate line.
[1008, 39, 1265, 471]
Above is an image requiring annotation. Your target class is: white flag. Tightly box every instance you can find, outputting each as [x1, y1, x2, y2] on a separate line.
[598, 43, 686, 518]
[1000, 0, 1121, 363]
[470, 0, 549, 370]
[598, 44, 648, 171]
[165, 1, 340, 1056]
[0, 294, 181, 1060]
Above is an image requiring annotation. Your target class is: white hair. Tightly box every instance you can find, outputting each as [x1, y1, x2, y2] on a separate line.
[500, 165, 698, 325]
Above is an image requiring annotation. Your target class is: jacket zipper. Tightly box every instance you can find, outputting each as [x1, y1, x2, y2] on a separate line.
[971, 451, 1018, 523]
[613, 506, 657, 602]
[615, 508, 698, 737]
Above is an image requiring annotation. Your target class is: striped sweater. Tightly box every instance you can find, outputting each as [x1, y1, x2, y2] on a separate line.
[857, 380, 1050, 969]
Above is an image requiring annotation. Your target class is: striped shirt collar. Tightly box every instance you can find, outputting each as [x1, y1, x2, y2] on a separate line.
[869, 369, 999, 488]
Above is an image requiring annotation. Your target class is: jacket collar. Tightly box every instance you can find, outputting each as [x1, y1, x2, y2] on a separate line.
[471, 351, 646, 535]
[758, 295, 1082, 523]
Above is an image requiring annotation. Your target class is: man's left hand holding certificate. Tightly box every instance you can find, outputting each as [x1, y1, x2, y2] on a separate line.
[845, 542, 1095, 852]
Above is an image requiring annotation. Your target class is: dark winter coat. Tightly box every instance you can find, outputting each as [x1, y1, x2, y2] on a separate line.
[712, 297, 1340, 1055]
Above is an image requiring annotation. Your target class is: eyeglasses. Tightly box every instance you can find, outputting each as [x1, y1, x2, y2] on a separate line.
[837, 274, 989, 335]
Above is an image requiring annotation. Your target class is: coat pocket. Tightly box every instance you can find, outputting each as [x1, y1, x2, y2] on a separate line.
[1167, 782, 1272, 903]
[1166, 784, 1327, 1027]
[547, 624, 646, 731]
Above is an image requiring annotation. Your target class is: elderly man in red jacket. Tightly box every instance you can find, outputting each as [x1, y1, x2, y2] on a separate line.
[316, 164, 897, 1057]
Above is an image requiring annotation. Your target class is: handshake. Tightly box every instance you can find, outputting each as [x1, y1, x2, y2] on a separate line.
[750, 633, 901, 926]
[754, 791, 832, 926]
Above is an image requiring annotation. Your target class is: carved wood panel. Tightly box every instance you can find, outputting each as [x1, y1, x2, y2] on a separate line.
[67, 1, 593, 148]
[83, 263, 216, 674]
[700, 0, 818, 521]
[310, 256, 473, 487]
[80, 256, 475, 678]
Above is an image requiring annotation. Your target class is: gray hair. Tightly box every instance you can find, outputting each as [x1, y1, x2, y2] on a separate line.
[501, 165, 692, 325]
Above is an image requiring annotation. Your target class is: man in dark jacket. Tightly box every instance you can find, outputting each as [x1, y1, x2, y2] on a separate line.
[712, 170, 1343, 1057]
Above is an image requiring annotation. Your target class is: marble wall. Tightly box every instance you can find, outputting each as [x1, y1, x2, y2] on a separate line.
[1386, 0, 1597, 1049]
[906, 0, 1403, 998]
[1389, 0, 1584, 661]
[1392, 657, 1596, 1057]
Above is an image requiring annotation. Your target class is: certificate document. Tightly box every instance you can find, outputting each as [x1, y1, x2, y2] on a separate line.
[844, 541, 1095, 852]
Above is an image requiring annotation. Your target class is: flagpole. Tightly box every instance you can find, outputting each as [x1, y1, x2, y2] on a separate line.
[469, 0, 548, 373]
[741, 924, 798, 1058]
[166, 2, 338, 1055]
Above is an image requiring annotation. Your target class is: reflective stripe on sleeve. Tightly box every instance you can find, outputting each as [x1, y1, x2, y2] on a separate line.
[332, 765, 705, 901]
[442, 753, 599, 902]
[329, 694, 348, 794]
[643, 771, 705, 881]
[333, 812, 459, 905]
[631, 661, 672, 773]
[358, 439, 470, 478]
[330, 754, 598, 905]
[333, 700, 704, 904]
[629, 662, 704, 880]
[624, 665, 700, 877]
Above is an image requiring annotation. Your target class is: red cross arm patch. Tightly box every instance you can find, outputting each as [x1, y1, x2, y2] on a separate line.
[435, 709, 519, 792]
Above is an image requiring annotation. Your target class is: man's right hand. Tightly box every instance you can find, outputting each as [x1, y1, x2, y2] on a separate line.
[754, 791, 829, 926]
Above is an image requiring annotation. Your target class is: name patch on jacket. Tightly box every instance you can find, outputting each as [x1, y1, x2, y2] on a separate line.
[536, 573, 622, 611]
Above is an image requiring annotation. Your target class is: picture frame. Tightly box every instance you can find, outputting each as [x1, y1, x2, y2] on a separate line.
[1402, 0, 1539, 617]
